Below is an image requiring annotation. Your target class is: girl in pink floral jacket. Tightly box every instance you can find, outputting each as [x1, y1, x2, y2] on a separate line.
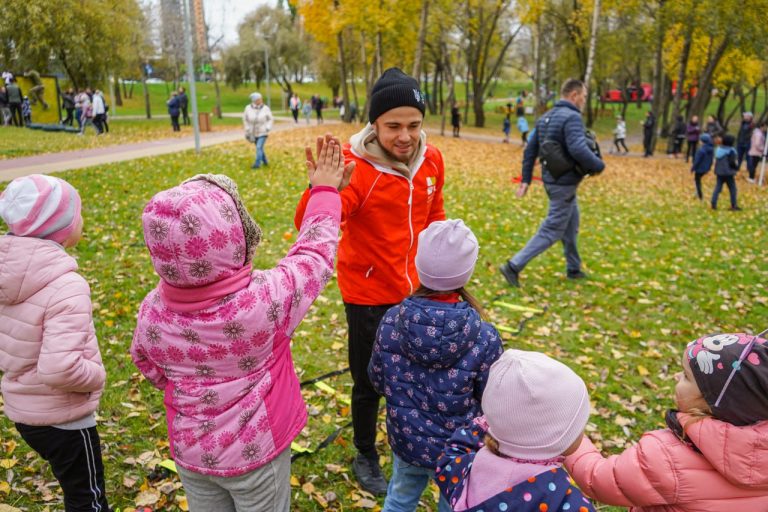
[131, 141, 349, 510]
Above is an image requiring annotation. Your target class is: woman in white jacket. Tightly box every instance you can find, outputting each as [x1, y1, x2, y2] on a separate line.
[243, 92, 273, 169]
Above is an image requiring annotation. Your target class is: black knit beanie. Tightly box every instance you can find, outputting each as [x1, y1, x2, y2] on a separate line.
[368, 68, 426, 123]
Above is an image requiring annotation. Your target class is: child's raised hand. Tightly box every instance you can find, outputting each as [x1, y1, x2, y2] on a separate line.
[305, 133, 355, 191]
[309, 139, 346, 189]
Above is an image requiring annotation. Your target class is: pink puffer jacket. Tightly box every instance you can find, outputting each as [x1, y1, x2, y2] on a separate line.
[0, 236, 105, 425]
[131, 181, 341, 477]
[565, 413, 768, 511]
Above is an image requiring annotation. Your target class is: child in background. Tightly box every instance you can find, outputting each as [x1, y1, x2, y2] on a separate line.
[690, 133, 714, 200]
[368, 219, 503, 512]
[21, 95, 31, 125]
[436, 349, 596, 511]
[502, 114, 511, 143]
[613, 115, 629, 154]
[711, 133, 740, 210]
[517, 114, 529, 146]
[131, 140, 349, 511]
[565, 331, 768, 510]
[0, 175, 110, 511]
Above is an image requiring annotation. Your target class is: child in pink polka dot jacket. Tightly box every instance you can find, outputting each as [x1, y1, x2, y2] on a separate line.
[436, 349, 596, 512]
[131, 140, 349, 511]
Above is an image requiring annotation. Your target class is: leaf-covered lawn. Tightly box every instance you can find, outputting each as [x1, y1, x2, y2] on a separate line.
[1, 126, 766, 511]
[0, 117, 242, 160]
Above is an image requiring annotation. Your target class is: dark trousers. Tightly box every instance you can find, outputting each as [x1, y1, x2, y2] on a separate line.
[737, 143, 749, 170]
[643, 132, 653, 156]
[16, 423, 109, 512]
[9, 103, 22, 126]
[521, 131, 528, 144]
[171, 115, 180, 131]
[694, 173, 704, 200]
[711, 175, 737, 208]
[63, 108, 75, 126]
[92, 114, 105, 134]
[291, 109, 299, 123]
[747, 155, 761, 180]
[344, 302, 395, 456]
[686, 140, 698, 162]
[181, 107, 189, 125]
[614, 138, 628, 153]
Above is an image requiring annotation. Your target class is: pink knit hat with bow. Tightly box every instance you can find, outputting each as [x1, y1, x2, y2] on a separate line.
[0, 174, 82, 245]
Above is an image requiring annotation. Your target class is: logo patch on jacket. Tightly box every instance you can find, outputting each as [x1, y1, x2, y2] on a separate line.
[426, 176, 435, 195]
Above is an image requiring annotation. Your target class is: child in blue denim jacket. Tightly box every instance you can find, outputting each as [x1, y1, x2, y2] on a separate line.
[368, 219, 503, 512]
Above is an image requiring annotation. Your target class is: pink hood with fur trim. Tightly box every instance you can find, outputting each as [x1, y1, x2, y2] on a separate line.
[564, 414, 768, 511]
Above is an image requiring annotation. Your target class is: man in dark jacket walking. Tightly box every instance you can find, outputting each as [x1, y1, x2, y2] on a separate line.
[500, 78, 605, 287]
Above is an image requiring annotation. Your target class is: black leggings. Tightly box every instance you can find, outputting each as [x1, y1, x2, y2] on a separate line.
[16, 424, 110, 512]
[694, 173, 704, 200]
[686, 140, 698, 162]
[614, 138, 628, 153]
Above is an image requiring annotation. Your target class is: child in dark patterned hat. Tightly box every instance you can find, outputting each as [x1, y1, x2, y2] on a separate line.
[565, 330, 768, 511]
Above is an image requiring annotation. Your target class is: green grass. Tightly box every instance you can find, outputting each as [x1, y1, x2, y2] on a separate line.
[1, 126, 767, 511]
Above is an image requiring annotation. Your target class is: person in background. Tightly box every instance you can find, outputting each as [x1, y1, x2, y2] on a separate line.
[0, 85, 10, 126]
[711, 133, 740, 211]
[612, 115, 629, 154]
[502, 114, 511, 143]
[289, 93, 301, 123]
[736, 112, 754, 170]
[21, 96, 31, 125]
[685, 115, 701, 163]
[642, 110, 655, 157]
[517, 114, 529, 146]
[242, 92, 273, 169]
[6, 78, 23, 127]
[746, 121, 766, 184]
[91, 90, 106, 135]
[178, 87, 189, 126]
[451, 102, 460, 138]
[61, 88, 75, 126]
[167, 91, 181, 132]
[690, 133, 714, 200]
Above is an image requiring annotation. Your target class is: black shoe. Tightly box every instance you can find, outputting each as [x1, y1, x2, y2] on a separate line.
[499, 262, 520, 288]
[567, 270, 588, 280]
[730, 206, 742, 211]
[352, 453, 388, 496]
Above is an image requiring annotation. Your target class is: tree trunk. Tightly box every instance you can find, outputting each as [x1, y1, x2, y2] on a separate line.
[115, 79, 123, 106]
[412, 0, 430, 81]
[716, 86, 731, 125]
[583, 0, 601, 89]
[688, 36, 730, 120]
[212, 68, 223, 119]
[141, 74, 152, 119]
[533, 17, 542, 118]
[650, 0, 667, 152]
[337, 30, 352, 123]
[440, 41, 455, 137]
[670, 23, 693, 130]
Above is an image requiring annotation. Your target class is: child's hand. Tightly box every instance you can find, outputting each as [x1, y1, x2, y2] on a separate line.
[305, 133, 356, 191]
[308, 139, 346, 189]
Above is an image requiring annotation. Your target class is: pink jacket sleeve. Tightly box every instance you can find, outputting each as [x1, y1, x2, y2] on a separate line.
[264, 186, 342, 337]
[564, 433, 677, 507]
[130, 296, 168, 390]
[38, 278, 106, 393]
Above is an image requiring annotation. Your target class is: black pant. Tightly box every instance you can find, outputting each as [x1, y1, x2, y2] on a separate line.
[171, 115, 180, 131]
[9, 103, 22, 126]
[614, 138, 628, 153]
[694, 173, 704, 199]
[643, 132, 653, 156]
[344, 302, 395, 456]
[63, 108, 75, 126]
[16, 424, 109, 512]
[291, 108, 299, 122]
[182, 107, 189, 125]
[686, 140, 698, 162]
[712, 175, 737, 208]
[92, 114, 105, 134]
[747, 155, 761, 180]
[737, 143, 749, 170]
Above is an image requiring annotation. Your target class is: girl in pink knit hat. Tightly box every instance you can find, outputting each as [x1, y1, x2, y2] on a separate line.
[0, 174, 110, 511]
[565, 331, 768, 511]
[436, 349, 596, 512]
[130, 140, 350, 511]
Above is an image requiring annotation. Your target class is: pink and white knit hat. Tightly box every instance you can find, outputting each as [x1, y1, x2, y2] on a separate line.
[0, 174, 82, 244]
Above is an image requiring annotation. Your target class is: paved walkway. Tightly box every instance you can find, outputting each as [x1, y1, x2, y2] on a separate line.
[0, 119, 337, 182]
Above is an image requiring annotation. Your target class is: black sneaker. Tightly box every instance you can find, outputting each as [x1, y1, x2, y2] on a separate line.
[730, 206, 743, 211]
[499, 262, 520, 288]
[567, 270, 588, 280]
[352, 453, 388, 496]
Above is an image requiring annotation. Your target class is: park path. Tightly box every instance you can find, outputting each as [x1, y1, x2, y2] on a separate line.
[2, 117, 665, 182]
[0, 118, 336, 182]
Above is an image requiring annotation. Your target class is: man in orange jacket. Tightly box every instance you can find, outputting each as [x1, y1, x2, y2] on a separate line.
[295, 68, 446, 495]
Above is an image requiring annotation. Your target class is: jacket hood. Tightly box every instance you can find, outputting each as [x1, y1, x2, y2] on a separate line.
[0, 235, 76, 305]
[394, 297, 481, 369]
[141, 176, 261, 288]
[715, 146, 736, 159]
[682, 414, 768, 489]
[700, 133, 713, 145]
[349, 123, 427, 179]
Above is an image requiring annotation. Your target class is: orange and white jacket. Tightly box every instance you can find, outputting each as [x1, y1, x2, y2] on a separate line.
[295, 127, 445, 305]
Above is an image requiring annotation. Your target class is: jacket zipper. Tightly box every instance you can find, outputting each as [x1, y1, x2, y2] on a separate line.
[405, 180, 415, 294]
